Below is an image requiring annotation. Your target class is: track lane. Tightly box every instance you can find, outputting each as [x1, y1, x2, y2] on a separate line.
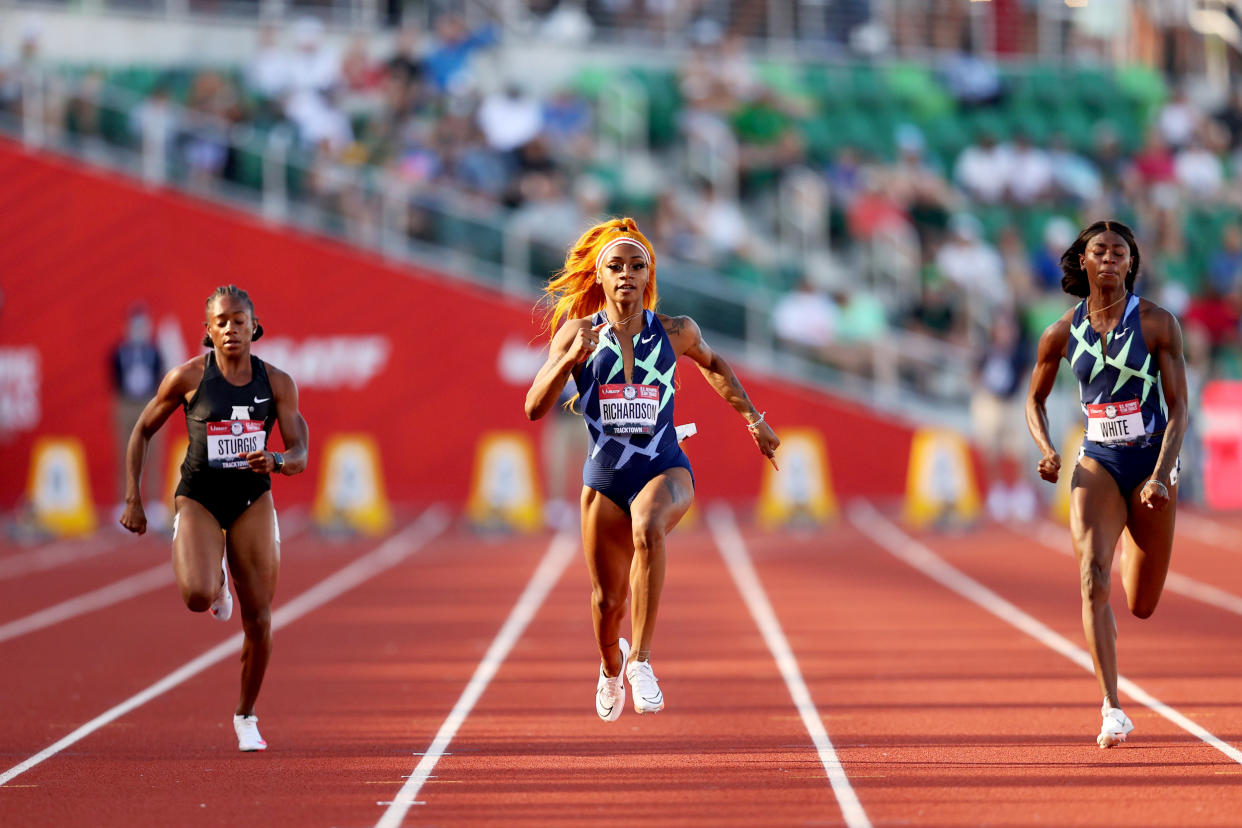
[733, 507, 1242, 827]
[384, 523, 858, 827]
[0, 523, 564, 828]
[0, 533, 169, 622]
[923, 516, 1242, 727]
[7, 506, 1242, 826]
[0, 518, 425, 765]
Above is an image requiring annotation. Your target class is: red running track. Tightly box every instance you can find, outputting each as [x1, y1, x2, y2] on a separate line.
[4, 503, 1242, 827]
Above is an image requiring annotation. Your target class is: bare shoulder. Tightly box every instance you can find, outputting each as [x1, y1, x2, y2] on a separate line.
[551, 315, 593, 348]
[1036, 309, 1073, 358]
[1042, 306, 1075, 339]
[1137, 298, 1181, 346]
[262, 361, 299, 395]
[1136, 297, 1177, 326]
[658, 313, 699, 339]
[165, 354, 207, 393]
[559, 315, 595, 337]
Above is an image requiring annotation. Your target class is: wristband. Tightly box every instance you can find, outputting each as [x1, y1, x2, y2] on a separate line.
[746, 411, 767, 432]
[271, 452, 285, 473]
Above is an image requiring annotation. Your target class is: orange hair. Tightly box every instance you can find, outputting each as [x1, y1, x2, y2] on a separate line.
[541, 217, 658, 340]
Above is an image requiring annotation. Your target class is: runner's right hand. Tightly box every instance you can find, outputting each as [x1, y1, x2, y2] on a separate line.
[1037, 451, 1061, 483]
[570, 322, 609, 364]
[120, 500, 147, 535]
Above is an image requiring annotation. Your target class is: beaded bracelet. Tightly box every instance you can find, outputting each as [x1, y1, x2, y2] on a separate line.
[1144, 478, 1168, 496]
[746, 411, 767, 432]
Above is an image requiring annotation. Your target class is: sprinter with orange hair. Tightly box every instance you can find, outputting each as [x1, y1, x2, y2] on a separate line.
[525, 217, 779, 721]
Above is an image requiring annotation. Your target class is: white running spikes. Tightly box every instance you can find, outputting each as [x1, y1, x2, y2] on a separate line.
[626, 658, 665, 714]
[595, 638, 630, 722]
[233, 714, 267, 752]
[209, 555, 232, 622]
[1097, 705, 1134, 749]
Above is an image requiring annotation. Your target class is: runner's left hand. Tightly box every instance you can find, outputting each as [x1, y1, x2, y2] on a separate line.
[1139, 478, 1170, 511]
[750, 422, 780, 471]
[243, 450, 279, 474]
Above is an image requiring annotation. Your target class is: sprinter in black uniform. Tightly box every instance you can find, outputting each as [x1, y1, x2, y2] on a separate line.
[120, 285, 309, 752]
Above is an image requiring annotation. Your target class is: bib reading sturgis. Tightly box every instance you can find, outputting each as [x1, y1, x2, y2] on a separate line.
[576, 310, 678, 469]
[180, 352, 278, 483]
[1067, 294, 1167, 444]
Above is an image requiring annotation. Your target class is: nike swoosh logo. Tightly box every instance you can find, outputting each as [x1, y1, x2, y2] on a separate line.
[640, 335, 655, 344]
[254, 396, 270, 403]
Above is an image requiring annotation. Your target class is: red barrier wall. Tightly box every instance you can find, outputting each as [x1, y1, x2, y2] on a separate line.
[0, 139, 916, 513]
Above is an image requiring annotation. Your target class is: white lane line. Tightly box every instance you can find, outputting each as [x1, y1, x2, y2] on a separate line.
[0, 536, 125, 581]
[707, 505, 872, 828]
[0, 506, 450, 788]
[850, 500, 1242, 764]
[1028, 520, 1242, 618]
[0, 564, 173, 643]
[375, 528, 578, 828]
[1178, 512, 1242, 551]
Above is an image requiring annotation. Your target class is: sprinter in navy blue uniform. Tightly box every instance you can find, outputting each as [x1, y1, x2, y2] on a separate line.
[121, 285, 309, 752]
[526, 218, 779, 722]
[1026, 221, 1188, 749]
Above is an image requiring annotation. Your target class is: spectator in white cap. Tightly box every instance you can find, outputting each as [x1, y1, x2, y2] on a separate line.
[935, 213, 1009, 320]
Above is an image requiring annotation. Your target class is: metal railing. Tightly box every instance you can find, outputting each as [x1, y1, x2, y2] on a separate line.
[2, 0, 1113, 62]
[2, 64, 981, 427]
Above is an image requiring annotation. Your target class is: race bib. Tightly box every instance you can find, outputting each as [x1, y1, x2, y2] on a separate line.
[206, 420, 267, 469]
[599, 384, 659, 436]
[1085, 399, 1144, 444]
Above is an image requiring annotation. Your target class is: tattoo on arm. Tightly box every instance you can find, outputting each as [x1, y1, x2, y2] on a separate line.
[665, 316, 689, 336]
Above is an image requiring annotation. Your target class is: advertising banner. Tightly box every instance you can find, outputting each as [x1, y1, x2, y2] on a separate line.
[0, 140, 915, 514]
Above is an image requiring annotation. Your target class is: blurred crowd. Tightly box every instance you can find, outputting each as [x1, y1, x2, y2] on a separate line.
[5, 5, 1242, 404]
[5, 1, 1241, 514]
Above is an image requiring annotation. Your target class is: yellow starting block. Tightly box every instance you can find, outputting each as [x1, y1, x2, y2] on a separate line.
[26, 436, 96, 536]
[166, 436, 188, 510]
[312, 434, 392, 535]
[466, 431, 543, 532]
[902, 428, 981, 528]
[1051, 427, 1084, 525]
[756, 427, 836, 529]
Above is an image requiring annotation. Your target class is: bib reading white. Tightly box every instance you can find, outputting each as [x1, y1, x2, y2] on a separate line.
[207, 420, 267, 469]
[599, 384, 659, 436]
[1085, 399, 1144, 444]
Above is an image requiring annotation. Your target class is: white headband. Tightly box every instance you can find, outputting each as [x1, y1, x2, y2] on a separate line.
[594, 236, 651, 273]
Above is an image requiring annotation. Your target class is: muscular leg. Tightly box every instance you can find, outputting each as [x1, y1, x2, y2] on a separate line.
[1069, 457, 1130, 709]
[225, 492, 280, 717]
[1120, 479, 1179, 619]
[172, 496, 226, 612]
[626, 467, 694, 663]
[581, 487, 633, 679]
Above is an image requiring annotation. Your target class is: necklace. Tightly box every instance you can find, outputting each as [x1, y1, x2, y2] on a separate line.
[606, 309, 645, 332]
[1087, 293, 1127, 316]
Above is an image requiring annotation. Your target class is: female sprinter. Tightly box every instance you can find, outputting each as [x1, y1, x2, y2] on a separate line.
[1026, 220, 1188, 748]
[525, 217, 780, 721]
[120, 285, 309, 752]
